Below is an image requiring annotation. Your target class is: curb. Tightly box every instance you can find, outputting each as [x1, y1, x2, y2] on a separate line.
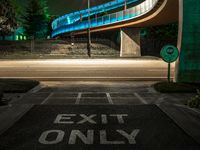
[157, 103, 200, 145]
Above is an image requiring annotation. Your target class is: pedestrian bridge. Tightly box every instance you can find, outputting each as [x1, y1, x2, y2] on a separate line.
[51, 0, 200, 83]
[51, 0, 178, 37]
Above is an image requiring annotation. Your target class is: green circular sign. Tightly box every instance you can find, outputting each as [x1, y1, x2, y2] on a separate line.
[160, 45, 179, 63]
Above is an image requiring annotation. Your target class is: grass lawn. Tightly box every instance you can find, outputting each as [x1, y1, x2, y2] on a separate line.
[154, 82, 200, 109]
[0, 90, 3, 102]
[0, 79, 39, 93]
[0, 79, 39, 105]
[153, 82, 200, 93]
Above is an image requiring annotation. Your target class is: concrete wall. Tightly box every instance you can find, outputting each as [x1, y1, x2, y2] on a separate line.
[175, 0, 200, 83]
[120, 28, 141, 57]
[0, 40, 119, 58]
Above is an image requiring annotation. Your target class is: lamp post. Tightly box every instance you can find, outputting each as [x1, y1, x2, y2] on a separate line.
[123, 0, 127, 18]
[124, 0, 127, 10]
[87, 0, 91, 57]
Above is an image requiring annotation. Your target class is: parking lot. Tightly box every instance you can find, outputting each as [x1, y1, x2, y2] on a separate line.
[0, 81, 199, 150]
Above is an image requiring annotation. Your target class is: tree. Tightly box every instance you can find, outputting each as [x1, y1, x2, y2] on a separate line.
[11, 0, 23, 26]
[22, 0, 50, 39]
[145, 23, 178, 41]
[0, 0, 17, 39]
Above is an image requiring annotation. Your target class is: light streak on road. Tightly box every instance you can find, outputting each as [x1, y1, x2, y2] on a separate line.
[0, 59, 175, 81]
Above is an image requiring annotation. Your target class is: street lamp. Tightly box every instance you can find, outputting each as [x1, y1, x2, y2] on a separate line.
[123, 0, 127, 18]
[124, 0, 127, 10]
[87, 0, 91, 57]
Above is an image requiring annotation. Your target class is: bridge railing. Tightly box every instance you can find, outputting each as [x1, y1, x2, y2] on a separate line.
[52, 0, 158, 37]
[52, 0, 140, 30]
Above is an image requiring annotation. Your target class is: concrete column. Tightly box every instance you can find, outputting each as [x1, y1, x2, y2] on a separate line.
[175, 0, 200, 83]
[120, 28, 141, 57]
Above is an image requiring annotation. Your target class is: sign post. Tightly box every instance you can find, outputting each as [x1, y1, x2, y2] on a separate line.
[30, 36, 34, 53]
[160, 45, 179, 83]
[168, 63, 171, 82]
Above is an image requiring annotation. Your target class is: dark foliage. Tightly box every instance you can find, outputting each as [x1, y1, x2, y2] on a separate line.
[141, 23, 178, 57]
[146, 23, 178, 40]
[154, 82, 200, 93]
[22, 0, 50, 39]
[0, 79, 39, 93]
[0, 0, 17, 37]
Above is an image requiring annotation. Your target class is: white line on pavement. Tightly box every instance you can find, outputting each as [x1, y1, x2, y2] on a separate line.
[75, 93, 82, 105]
[41, 93, 54, 105]
[134, 92, 148, 104]
[106, 93, 114, 104]
[147, 87, 157, 94]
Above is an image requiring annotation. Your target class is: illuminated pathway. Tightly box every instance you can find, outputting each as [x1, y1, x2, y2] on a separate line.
[0, 59, 175, 80]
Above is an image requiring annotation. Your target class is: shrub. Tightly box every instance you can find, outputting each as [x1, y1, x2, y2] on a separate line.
[153, 82, 198, 93]
[0, 90, 4, 105]
[187, 89, 200, 109]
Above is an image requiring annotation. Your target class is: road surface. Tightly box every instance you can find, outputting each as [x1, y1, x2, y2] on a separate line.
[0, 59, 175, 80]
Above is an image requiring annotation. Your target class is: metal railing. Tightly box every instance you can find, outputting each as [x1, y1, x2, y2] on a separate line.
[52, 0, 140, 30]
[52, 0, 159, 37]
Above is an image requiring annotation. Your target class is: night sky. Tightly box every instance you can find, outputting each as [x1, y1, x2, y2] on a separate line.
[16, 0, 112, 16]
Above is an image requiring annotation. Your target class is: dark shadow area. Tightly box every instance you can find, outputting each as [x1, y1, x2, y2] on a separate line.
[141, 23, 178, 57]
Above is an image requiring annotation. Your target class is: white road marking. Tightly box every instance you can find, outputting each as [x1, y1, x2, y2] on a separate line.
[106, 93, 114, 104]
[147, 87, 157, 94]
[69, 130, 94, 144]
[41, 93, 54, 104]
[75, 93, 82, 105]
[39, 130, 65, 144]
[134, 92, 148, 104]
[155, 97, 165, 104]
[54, 114, 76, 124]
[77, 114, 97, 124]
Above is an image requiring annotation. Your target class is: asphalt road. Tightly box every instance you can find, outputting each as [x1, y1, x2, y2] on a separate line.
[0, 59, 175, 80]
[0, 81, 200, 150]
[1, 105, 200, 150]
